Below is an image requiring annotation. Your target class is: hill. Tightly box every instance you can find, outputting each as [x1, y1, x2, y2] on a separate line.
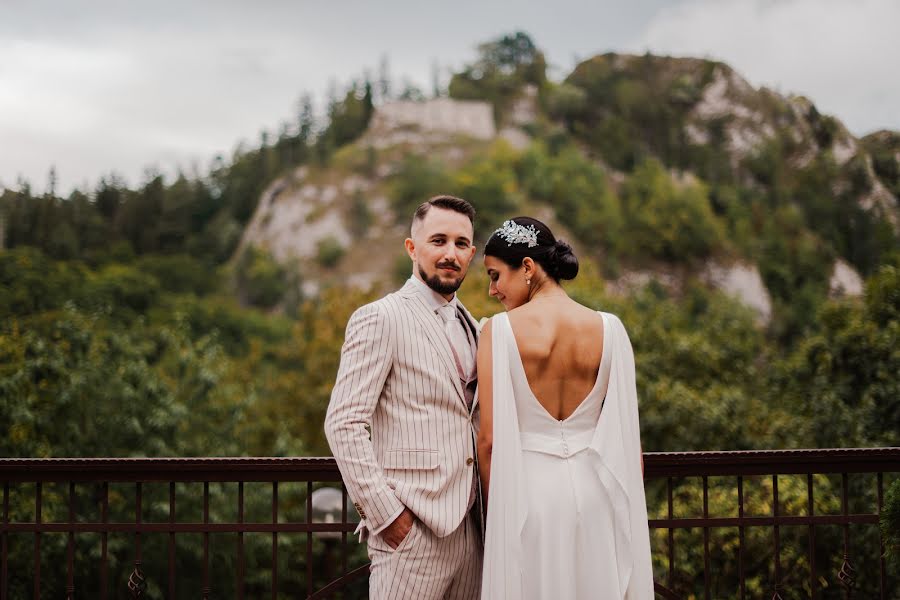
[236, 47, 897, 330]
[1, 32, 897, 463]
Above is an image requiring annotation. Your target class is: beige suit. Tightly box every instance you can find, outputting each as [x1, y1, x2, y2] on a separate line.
[325, 277, 482, 598]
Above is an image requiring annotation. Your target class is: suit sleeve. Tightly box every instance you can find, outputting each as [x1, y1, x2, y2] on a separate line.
[324, 302, 404, 531]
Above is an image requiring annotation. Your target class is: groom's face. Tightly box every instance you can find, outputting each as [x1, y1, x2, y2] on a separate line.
[405, 207, 476, 298]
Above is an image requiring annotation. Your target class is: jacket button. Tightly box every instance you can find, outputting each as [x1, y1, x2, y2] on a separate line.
[466, 457, 474, 466]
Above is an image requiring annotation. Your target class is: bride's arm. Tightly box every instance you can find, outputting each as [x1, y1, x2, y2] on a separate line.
[476, 320, 493, 506]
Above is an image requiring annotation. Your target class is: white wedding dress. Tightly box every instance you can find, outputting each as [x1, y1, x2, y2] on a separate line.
[481, 312, 655, 599]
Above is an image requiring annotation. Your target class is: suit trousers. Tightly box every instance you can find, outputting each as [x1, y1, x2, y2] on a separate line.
[368, 511, 482, 600]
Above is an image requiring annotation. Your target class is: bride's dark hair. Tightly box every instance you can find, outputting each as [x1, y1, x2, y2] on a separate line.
[483, 217, 579, 282]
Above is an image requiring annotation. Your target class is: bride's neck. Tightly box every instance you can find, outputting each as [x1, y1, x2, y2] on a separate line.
[527, 279, 566, 303]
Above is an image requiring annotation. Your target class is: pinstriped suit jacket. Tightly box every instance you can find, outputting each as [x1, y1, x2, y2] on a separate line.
[324, 278, 480, 538]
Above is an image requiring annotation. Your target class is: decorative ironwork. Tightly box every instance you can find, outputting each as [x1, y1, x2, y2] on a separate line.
[128, 562, 147, 598]
[0, 448, 896, 599]
[838, 555, 856, 591]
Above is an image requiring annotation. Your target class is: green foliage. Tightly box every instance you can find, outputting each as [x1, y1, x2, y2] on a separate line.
[563, 54, 712, 171]
[316, 236, 346, 268]
[883, 479, 900, 567]
[543, 82, 588, 127]
[772, 266, 900, 447]
[163, 294, 290, 357]
[614, 284, 778, 451]
[84, 263, 162, 314]
[453, 140, 522, 234]
[389, 153, 454, 221]
[0, 309, 229, 457]
[236, 245, 288, 309]
[757, 206, 834, 340]
[0, 247, 86, 318]
[518, 141, 622, 255]
[449, 31, 546, 123]
[870, 146, 900, 197]
[316, 80, 374, 162]
[346, 188, 373, 238]
[136, 253, 220, 295]
[620, 158, 725, 262]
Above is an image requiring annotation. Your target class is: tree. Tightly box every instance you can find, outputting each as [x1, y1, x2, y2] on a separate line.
[297, 93, 315, 147]
[772, 265, 900, 447]
[518, 141, 622, 256]
[620, 158, 724, 262]
[377, 54, 392, 102]
[389, 154, 453, 221]
[449, 31, 546, 122]
[95, 175, 125, 222]
[236, 246, 288, 309]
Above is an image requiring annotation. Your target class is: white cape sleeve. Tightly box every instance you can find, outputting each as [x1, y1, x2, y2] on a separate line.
[481, 313, 527, 599]
[588, 313, 655, 599]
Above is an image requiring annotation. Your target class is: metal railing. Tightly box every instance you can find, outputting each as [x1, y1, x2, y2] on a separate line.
[1, 448, 898, 599]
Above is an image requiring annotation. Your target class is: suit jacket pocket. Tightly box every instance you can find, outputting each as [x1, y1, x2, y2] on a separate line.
[383, 449, 439, 470]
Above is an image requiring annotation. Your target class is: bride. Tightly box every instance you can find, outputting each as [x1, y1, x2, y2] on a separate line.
[476, 217, 654, 599]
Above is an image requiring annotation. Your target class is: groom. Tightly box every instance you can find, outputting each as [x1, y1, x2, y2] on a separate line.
[325, 195, 482, 599]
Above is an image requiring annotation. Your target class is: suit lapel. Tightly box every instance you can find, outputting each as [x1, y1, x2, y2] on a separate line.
[399, 281, 466, 405]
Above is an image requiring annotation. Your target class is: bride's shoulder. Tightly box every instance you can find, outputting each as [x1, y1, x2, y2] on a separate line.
[477, 313, 507, 334]
[595, 308, 623, 324]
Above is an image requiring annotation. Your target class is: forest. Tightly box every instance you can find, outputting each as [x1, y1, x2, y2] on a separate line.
[1, 32, 897, 598]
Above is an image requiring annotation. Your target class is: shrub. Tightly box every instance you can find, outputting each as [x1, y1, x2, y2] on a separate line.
[518, 142, 622, 255]
[882, 479, 900, 567]
[316, 236, 345, 268]
[389, 154, 453, 221]
[236, 246, 286, 309]
[137, 253, 219, 295]
[620, 158, 724, 262]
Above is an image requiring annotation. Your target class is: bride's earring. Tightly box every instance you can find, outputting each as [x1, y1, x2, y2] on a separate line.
[525, 277, 531, 286]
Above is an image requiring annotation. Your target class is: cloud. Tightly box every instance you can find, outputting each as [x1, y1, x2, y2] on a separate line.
[1, 0, 895, 194]
[628, 0, 900, 135]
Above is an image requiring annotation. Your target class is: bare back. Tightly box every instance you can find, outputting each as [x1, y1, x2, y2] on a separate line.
[506, 297, 605, 421]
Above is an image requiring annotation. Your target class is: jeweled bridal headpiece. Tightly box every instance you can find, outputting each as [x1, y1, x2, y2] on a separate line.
[494, 220, 539, 248]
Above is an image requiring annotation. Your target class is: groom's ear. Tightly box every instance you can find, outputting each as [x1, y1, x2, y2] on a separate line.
[404, 238, 416, 260]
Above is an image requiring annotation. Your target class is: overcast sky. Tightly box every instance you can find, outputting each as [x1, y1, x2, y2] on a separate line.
[1, 0, 898, 194]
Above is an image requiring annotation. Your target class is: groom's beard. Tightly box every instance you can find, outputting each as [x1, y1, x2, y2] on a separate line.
[418, 262, 464, 295]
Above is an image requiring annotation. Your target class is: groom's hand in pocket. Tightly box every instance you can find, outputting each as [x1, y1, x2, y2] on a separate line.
[382, 508, 414, 549]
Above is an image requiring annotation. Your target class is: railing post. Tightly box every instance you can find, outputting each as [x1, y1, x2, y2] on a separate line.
[272, 481, 278, 600]
[341, 483, 349, 577]
[807, 473, 817, 600]
[2, 482, 8, 600]
[772, 475, 783, 600]
[877, 472, 885, 600]
[238, 481, 245, 600]
[307, 481, 314, 598]
[168, 481, 175, 600]
[738, 475, 745, 600]
[128, 482, 146, 598]
[67, 482, 75, 600]
[203, 482, 210, 600]
[838, 473, 855, 598]
[33, 481, 41, 600]
[667, 477, 674, 593]
[702, 475, 710, 600]
[100, 482, 108, 600]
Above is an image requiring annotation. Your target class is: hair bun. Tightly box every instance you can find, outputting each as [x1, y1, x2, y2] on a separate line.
[550, 239, 579, 280]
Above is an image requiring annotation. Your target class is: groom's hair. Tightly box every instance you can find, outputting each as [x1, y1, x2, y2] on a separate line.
[411, 195, 475, 236]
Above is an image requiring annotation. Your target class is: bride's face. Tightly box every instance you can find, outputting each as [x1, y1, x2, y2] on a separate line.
[484, 255, 530, 310]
